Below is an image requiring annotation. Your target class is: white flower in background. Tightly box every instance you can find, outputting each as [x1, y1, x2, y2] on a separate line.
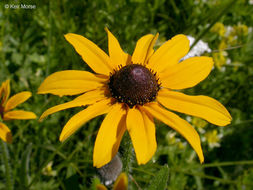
[42, 161, 57, 176]
[249, 0, 253, 5]
[182, 36, 211, 60]
[203, 130, 223, 149]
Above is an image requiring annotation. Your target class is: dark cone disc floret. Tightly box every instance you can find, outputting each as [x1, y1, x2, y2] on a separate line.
[109, 64, 160, 108]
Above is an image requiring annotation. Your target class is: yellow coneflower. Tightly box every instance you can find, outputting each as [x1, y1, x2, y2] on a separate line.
[38, 28, 231, 168]
[0, 80, 37, 143]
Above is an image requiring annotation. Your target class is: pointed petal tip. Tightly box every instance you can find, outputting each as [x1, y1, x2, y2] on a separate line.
[104, 27, 109, 32]
[37, 115, 45, 122]
[175, 34, 189, 41]
[93, 158, 109, 168]
[59, 133, 66, 142]
[136, 160, 146, 165]
[113, 173, 128, 190]
[218, 117, 232, 127]
[31, 113, 37, 119]
[216, 109, 232, 127]
[21, 91, 32, 97]
[93, 162, 102, 169]
[64, 33, 72, 38]
[199, 153, 204, 164]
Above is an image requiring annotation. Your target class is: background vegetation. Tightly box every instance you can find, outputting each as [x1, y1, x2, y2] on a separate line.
[0, 0, 253, 189]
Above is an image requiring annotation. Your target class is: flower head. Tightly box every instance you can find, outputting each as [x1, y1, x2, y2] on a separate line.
[38, 28, 232, 168]
[0, 80, 37, 143]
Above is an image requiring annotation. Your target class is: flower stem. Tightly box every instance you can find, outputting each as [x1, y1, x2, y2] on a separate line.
[122, 134, 133, 174]
[0, 141, 13, 190]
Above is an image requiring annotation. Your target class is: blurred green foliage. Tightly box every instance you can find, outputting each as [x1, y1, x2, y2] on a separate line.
[0, 0, 253, 189]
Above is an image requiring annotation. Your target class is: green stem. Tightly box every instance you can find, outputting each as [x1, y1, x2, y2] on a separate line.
[0, 141, 13, 190]
[27, 142, 65, 188]
[172, 168, 253, 186]
[122, 134, 133, 174]
[201, 160, 253, 168]
[132, 167, 155, 176]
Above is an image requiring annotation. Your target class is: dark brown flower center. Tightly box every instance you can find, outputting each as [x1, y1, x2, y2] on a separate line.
[108, 64, 160, 108]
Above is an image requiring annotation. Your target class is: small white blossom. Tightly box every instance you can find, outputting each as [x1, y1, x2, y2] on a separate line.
[182, 36, 211, 60]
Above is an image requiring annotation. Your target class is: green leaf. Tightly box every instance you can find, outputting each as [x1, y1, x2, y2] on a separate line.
[147, 165, 169, 190]
[20, 143, 33, 188]
[0, 141, 13, 190]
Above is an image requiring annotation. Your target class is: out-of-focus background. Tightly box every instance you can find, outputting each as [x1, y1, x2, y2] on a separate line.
[0, 0, 253, 189]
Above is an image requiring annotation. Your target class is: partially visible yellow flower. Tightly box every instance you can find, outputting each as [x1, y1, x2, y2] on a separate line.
[166, 132, 177, 145]
[204, 129, 221, 148]
[211, 22, 226, 37]
[218, 40, 227, 50]
[42, 161, 57, 176]
[38, 28, 232, 168]
[96, 173, 128, 190]
[177, 142, 185, 150]
[227, 33, 237, 46]
[0, 80, 37, 143]
[213, 51, 227, 68]
[234, 24, 248, 36]
[192, 117, 208, 129]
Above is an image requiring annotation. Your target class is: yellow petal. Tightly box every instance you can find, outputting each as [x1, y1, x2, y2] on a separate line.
[113, 173, 128, 190]
[105, 28, 130, 67]
[64, 33, 113, 75]
[3, 110, 37, 120]
[93, 103, 126, 168]
[160, 57, 214, 89]
[157, 89, 232, 126]
[4, 91, 32, 111]
[139, 106, 157, 160]
[59, 99, 112, 142]
[143, 103, 204, 163]
[126, 106, 157, 165]
[1, 80, 10, 106]
[132, 33, 159, 64]
[148, 35, 189, 73]
[40, 89, 106, 121]
[96, 184, 107, 190]
[38, 70, 106, 96]
[0, 122, 12, 143]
